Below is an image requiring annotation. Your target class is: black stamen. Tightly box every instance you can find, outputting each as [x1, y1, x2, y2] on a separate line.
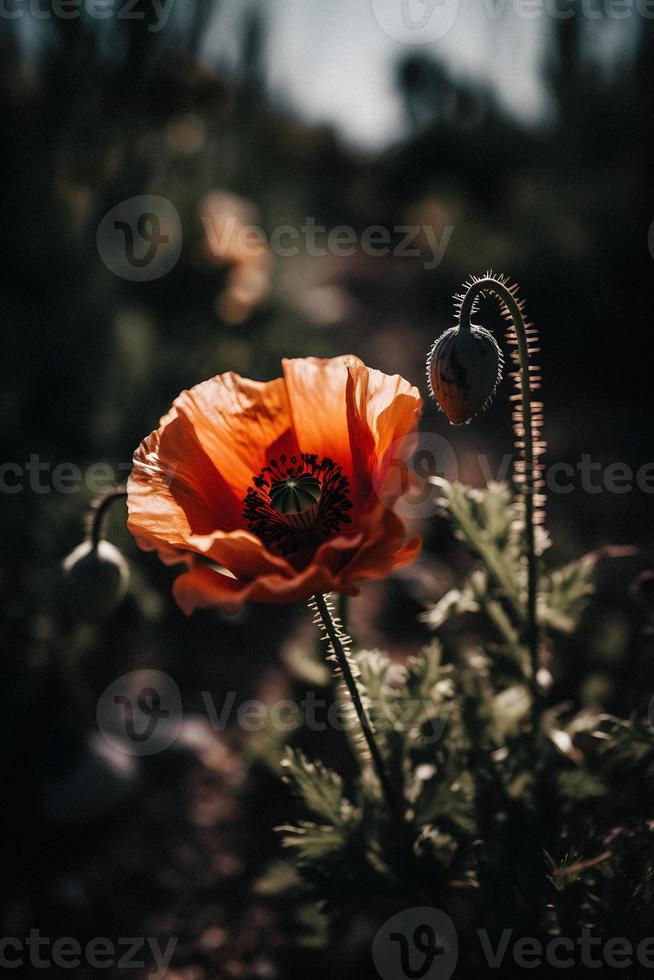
[243, 453, 352, 556]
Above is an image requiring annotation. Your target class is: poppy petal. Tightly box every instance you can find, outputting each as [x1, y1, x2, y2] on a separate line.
[344, 362, 422, 508]
[174, 373, 299, 499]
[128, 406, 243, 553]
[173, 556, 358, 615]
[336, 504, 422, 584]
[128, 409, 295, 578]
[282, 356, 363, 478]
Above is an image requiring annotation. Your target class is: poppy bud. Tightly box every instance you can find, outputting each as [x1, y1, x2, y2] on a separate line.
[427, 323, 503, 425]
[61, 538, 129, 620]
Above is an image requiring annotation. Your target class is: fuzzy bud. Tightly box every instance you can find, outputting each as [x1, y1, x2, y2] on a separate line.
[427, 323, 503, 425]
[61, 538, 129, 620]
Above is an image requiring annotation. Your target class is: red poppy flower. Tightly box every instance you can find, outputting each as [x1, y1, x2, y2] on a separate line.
[127, 356, 422, 613]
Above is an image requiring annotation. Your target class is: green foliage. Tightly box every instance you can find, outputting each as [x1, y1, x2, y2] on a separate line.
[281, 749, 355, 827]
[281, 645, 331, 687]
[264, 478, 654, 963]
[540, 553, 598, 634]
[429, 480, 526, 622]
[424, 479, 598, 661]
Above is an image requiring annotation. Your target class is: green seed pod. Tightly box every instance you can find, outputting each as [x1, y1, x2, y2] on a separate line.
[270, 473, 322, 515]
[427, 323, 503, 425]
[269, 473, 322, 528]
[61, 538, 129, 620]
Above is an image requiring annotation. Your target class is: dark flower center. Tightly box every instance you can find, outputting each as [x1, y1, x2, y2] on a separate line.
[244, 453, 352, 556]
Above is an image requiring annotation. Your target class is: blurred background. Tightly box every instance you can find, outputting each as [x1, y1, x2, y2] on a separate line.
[1, 1, 653, 976]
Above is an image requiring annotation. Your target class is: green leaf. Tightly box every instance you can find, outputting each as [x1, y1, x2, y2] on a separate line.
[281, 644, 331, 686]
[414, 769, 476, 835]
[491, 684, 533, 742]
[281, 748, 354, 825]
[421, 587, 479, 630]
[280, 821, 348, 860]
[557, 770, 606, 802]
[254, 860, 302, 896]
[540, 554, 597, 634]
[431, 479, 526, 623]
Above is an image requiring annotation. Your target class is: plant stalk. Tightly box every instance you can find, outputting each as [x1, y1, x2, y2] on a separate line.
[89, 486, 128, 548]
[313, 592, 405, 829]
[459, 279, 539, 687]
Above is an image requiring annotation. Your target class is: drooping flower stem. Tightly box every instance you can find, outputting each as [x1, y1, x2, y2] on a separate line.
[459, 277, 542, 684]
[312, 592, 405, 829]
[89, 486, 128, 548]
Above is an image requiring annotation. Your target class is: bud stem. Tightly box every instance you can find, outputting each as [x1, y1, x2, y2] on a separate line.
[460, 279, 540, 692]
[89, 486, 128, 549]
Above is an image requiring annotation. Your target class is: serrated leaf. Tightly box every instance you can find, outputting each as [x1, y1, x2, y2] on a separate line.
[491, 684, 532, 742]
[254, 860, 302, 896]
[540, 555, 597, 634]
[434, 479, 526, 623]
[422, 588, 479, 630]
[281, 748, 352, 825]
[414, 769, 476, 834]
[280, 821, 347, 860]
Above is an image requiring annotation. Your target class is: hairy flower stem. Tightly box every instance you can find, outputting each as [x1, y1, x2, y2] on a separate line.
[313, 592, 405, 829]
[459, 279, 540, 691]
[89, 486, 128, 548]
